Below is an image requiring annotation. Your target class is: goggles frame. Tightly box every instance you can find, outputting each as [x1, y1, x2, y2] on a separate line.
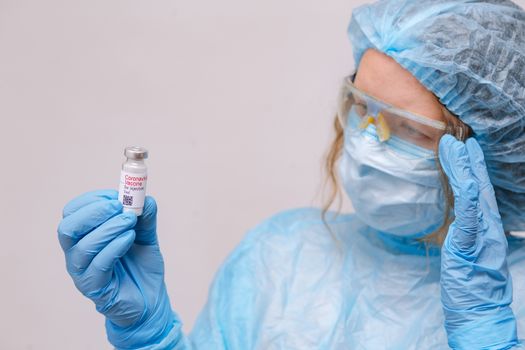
[337, 73, 448, 144]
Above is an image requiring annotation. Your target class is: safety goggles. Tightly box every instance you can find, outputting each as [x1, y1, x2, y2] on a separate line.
[337, 74, 448, 150]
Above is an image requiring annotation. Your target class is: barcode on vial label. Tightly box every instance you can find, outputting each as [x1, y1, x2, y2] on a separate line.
[123, 195, 133, 206]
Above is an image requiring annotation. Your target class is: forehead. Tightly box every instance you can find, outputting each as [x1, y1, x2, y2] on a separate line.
[353, 49, 444, 122]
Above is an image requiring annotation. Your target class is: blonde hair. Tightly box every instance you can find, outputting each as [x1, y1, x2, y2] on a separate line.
[320, 75, 472, 246]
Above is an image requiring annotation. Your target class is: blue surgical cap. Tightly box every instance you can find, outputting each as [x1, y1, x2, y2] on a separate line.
[347, 0, 525, 232]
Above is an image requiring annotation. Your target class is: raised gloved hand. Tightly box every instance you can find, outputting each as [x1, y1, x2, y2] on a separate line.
[57, 189, 177, 349]
[438, 135, 519, 350]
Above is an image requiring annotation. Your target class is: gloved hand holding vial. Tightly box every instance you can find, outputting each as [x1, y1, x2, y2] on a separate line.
[57, 145, 178, 349]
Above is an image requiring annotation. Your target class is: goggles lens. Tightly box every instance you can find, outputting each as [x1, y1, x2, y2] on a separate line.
[337, 75, 447, 150]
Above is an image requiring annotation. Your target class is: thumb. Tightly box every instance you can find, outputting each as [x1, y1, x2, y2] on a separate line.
[134, 195, 159, 245]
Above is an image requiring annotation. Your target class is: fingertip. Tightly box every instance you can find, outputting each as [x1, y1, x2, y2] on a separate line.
[102, 229, 135, 261]
[439, 134, 459, 164]
[439, 134, 457, 154]
[448, 138, 468, 165]
[143, 196, 158, 216]
[57, 220, 73, 251]
[439, 134, 467, 173]
[83, 229, 136, 293]
[122, 210, 138, 224]
[107, 229, 135, 259]
[465, 137, 485, 162]
[465, 137, 479, 147]
[439, 136, 479, 203]
[439, 133, 456, 145]
[134, 196, 158, 245]
[120, 228, 136, 244]
[109, 199, 123, 212]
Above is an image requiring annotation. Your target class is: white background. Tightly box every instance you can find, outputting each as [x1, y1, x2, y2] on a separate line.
[2, 0, 524, 349]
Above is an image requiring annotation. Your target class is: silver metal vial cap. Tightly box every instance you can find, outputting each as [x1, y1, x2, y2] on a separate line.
[124, 146, 149, 160]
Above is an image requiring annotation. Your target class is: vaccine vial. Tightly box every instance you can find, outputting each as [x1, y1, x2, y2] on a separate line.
[118, 146, 148, 216]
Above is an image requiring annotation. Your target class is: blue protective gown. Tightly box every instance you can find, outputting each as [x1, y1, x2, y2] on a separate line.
[150, 208, 525, 349]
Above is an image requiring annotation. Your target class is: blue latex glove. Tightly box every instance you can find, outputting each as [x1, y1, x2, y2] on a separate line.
[439, 135, 519, 350]
[57, 189, 178, 349]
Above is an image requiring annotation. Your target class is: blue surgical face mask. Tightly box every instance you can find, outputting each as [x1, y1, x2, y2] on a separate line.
[338, 108, 446, 238]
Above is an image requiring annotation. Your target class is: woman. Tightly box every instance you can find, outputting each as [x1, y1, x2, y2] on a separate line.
[57, 0, 525, 348]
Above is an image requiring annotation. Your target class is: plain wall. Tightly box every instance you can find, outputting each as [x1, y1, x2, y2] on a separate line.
[2, 0, 525, 349]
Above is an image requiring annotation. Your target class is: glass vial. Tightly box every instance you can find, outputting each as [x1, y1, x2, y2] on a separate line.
[118, 146, 148, 216]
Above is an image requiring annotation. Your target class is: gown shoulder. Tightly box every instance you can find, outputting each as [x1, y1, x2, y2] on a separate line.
[187, 207, 355, 348]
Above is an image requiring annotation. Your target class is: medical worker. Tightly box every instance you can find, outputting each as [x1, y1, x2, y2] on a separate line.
[57, 0, 525, 349]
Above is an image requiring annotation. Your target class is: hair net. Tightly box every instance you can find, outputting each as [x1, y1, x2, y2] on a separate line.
[347, 0, 525, 232]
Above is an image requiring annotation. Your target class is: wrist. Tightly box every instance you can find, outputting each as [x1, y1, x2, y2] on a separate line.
[444, 306, 518, 350]
[106, 288, 177, 349]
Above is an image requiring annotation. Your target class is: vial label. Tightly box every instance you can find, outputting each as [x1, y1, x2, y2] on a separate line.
[118, 171, 148, 212]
